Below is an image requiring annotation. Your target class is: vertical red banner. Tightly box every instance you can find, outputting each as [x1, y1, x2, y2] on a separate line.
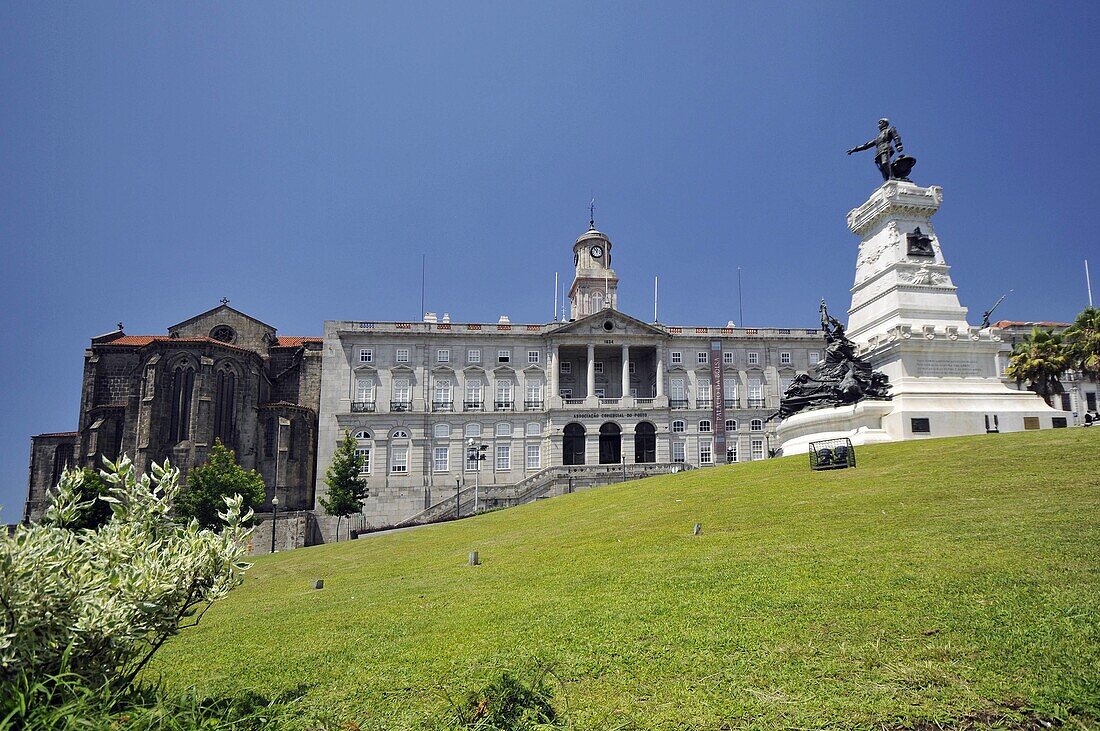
[711, 340, 725, 461]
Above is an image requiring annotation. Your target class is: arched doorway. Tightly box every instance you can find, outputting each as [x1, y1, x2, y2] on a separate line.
[599, 422, 622, 464]
[634, 422, 656, 464]
[563, 423, 586, 465]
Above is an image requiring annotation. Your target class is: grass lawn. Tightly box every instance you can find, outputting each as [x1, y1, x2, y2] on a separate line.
[151, 429, 1100, 730]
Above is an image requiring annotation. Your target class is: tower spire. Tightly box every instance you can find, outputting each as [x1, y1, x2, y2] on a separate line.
[588, 196, 596, 230]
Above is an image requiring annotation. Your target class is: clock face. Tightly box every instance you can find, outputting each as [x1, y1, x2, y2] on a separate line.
[590, 245, 604, 259]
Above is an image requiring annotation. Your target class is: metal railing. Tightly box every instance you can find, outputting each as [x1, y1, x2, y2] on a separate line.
[524, 400, 544, 410]
[351, 401, 376, 413]
[670, 399, 689, 409]
[748, 398, 766, 408]
[564, 398, 585, 405]
[432, 401, 453, 412]
[723, 399, 738, 408]
[463, 401, 483, 411]
[696, 399, 712, 409]
[635, 398, 655, 406]
[599, 398, 620, 406]
[494, 400, 515, 411]
[390, 400, 411, 412]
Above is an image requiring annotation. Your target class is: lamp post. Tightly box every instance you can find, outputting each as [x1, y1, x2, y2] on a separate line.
[270, 494, 279, 554]
[466, 437, 487, 515]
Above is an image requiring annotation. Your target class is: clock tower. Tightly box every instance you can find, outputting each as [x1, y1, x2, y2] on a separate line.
[569, 223, 618, 319]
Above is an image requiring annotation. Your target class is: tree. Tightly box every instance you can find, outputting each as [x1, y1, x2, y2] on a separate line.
[1005, 327, 1071, 407]
[1, 456, 253, 691]
[177, 439, 266, 530]
[59, 468, 114, 531]
[320, 430, 368, 541]
[1064, 306, 1100, 377]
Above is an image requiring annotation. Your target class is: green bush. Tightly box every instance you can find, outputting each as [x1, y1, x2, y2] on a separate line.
[0, 456, 253, 692]
[451, 667, 560, 730]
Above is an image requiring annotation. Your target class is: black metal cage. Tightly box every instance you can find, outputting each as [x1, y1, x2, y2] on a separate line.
[808, 437, 856, 471]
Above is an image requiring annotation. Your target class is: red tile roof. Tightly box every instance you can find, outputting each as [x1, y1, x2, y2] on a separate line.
[992, 320, 1071, 329]
[275, 336, 322, 347]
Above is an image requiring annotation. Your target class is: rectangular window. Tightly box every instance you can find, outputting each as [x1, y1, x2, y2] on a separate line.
[355, 447, 371, 474]
[528, 350, 540, 364]
[433, 446, 449, 472]
[560, 360, 571, 374]
[748, 378, 763, 407]
[391, 445, 409, 473]
[525, 382, 543, 405]
[359, 348, 373, 363]
[723, 351, 734, 365]
[672, 420, 685, 433]
[526, 444, 541, 470]
[697, 381, 711, 404]
[780, 351, 791, 365]
[392, 378, 410, 403]
[496, 381, 513, 402]
[495, 444, 511, 471]
[700, 440, 713, 464]
[697, 351, 708, 365]
[724, 378, 738, 405]
[672, 441, 686, 463]
[671, 351, 682, 365]
[437, 349, 450, 363]
[396, 348, 410, 363]
[809, 351, 820, 364]
[725, 419, 736, 432]
[747, 352, 760, 366]
[1087, 392, 1097, 411]
[595, 361, 604, 374]
[434, 378, 452, 406]
[726, 442, 738, 463]
[498, 349, 511, 363]
[699, 420, 712, 432]
[355, 378, 374, 403]
[750, 439, 764, 461]
[467, 349, 481, 364]
[628, 361, 636, 374]
[465, 380, 482, 404]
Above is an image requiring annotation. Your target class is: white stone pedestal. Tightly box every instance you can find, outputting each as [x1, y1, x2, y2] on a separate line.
[778, 179, 1068, 454]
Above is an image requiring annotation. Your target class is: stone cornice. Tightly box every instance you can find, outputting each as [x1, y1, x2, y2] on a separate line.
[848, 181, 943, 236]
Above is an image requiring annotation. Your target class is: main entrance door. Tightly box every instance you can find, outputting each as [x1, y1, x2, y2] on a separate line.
[599, 422, 622, 464]
[563, 423, 585, 465]
[634, 422, 656, 463]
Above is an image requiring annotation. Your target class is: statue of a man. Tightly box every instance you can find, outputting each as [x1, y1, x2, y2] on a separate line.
[847, 118, 904, 182]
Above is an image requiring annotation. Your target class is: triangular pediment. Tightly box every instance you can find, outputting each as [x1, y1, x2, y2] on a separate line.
[168, 304, 276, 334]
[549, 309, 668, 338]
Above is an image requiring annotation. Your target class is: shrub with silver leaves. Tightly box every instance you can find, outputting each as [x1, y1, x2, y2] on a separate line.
[0, 456, 253, 689]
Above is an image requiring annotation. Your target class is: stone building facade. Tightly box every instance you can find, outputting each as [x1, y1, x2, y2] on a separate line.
[24, 305, 322, 523]
[315, 224, 823, 536]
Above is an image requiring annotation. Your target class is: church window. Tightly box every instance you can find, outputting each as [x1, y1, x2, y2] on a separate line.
[592, 292, 604, 312]
[595, 361, 604, 374]
[750, 439, 765, 461]
[525, 422, 541, 437]
[396, 348, 410, 363]
[672, 441, 685, 463]
[750, 419, 763, 431]
[700, 440, 713, 464]
[672, 420, 686, 433]
[747, 351, 760, 366]
[210, 325, 236, 343]
[464, 423, 481, 438]
[495, 444, 511, 471]
[560, 361, 571, 374]
[526, 444, 541, 470]
[437, 348, 450, 363]
[697, 351, 708, 365]
[528, 350, 540, 364]
[498, 349, 511, 363]
[495, 422, 512, 437]
[780, 351, 792, 365]
[467, 349, 481, 364]
[433, 446, 449, 472]
[723, 351, 735, 365]
[699, 420, 712, 433]
[213, 368, 236, 446]
[144, 367, 156, 398]
[671, 351, 682, 365]
[168, 365, 195, 443]
[359, 348, 373, 363]
[433, 423, 450, 439]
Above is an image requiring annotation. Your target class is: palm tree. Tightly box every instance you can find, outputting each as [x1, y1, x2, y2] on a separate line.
[1005, 327, 1070, 407]
[1064, 306, 1100, 377]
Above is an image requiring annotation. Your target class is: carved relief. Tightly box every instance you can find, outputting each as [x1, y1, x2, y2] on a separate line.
[899, 266, 948, 286]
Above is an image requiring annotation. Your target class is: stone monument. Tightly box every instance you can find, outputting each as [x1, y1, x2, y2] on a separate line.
[777, 123, 1069, 454]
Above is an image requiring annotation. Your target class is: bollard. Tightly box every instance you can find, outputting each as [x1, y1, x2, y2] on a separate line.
[693, 523, 702, 536]
[313, 579, 324, 590]
[468, 551, 480, 566]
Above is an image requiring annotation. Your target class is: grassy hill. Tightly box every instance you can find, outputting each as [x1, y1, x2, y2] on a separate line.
[152, 429, 1100, 730]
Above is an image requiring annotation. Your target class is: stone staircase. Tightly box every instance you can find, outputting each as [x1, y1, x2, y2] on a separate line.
[396, 462, 691, 527]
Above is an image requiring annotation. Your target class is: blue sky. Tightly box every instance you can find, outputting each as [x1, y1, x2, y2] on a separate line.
[2, 2, 1098, 517]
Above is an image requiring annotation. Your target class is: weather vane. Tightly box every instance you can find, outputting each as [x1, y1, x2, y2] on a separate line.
[589, 196, 596, 229]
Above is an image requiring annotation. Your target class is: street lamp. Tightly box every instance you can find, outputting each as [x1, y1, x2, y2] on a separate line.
[270, 494, 279, 554]
[466, 437, 487, 514]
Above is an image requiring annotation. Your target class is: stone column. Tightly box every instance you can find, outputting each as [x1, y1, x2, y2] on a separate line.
[549, 344, 559, 399]
[587, 344, 596, 399]
[621, 345, 630, 400]
[656, 347, 665, 398]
